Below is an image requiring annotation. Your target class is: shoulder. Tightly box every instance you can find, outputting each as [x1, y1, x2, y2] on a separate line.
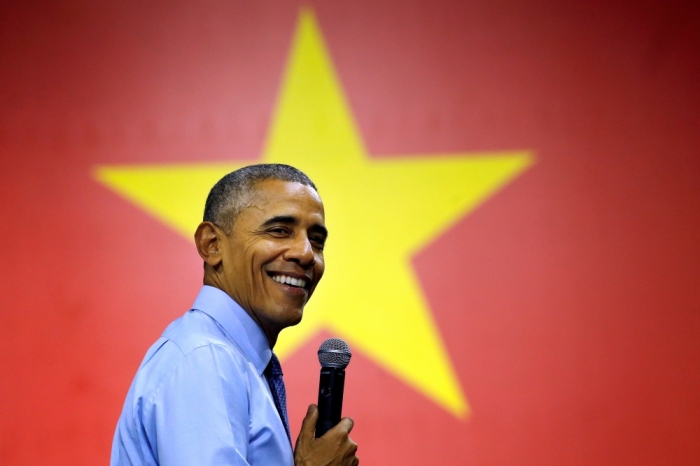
[131, 311, 253, 406]
[113, 318, 259, 464]
[162, 309, 236, 355]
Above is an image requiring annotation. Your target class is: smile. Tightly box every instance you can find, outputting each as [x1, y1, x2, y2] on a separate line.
[270, 273, 308, 289]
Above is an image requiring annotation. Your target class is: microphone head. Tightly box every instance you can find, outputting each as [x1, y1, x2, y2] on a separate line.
[318, 338, 352, 369]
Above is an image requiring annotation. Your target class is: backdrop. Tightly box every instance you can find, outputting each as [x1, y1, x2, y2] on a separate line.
[1, 1, 699, 464]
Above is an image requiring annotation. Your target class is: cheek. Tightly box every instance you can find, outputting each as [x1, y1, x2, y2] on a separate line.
[315, 255, 325, 279]
[247, 242, 283, 275]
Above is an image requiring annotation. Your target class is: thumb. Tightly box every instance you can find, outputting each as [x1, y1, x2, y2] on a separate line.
[297, 404, 318, 445]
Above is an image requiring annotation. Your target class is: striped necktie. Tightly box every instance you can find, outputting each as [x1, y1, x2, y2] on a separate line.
[264, 353, 291, 443]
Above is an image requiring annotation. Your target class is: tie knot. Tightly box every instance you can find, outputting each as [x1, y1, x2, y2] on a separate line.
[266, 353, 283, 377]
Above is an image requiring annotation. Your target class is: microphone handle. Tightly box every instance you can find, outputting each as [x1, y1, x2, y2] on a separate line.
[315, 366, 345, 438]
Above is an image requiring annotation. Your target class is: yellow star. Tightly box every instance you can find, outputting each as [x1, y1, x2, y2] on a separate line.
[94, 7, 533, 418]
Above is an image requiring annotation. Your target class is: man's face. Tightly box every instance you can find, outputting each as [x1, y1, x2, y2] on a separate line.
[218, 179, 326, 341]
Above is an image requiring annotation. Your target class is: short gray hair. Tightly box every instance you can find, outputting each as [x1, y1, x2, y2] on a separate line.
[203, 164, 317, 232]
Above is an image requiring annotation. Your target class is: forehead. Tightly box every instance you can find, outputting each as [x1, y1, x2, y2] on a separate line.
[241, 179, 325, 223]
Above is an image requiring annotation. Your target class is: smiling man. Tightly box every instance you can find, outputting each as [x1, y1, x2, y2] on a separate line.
[111, 164, 359, 466]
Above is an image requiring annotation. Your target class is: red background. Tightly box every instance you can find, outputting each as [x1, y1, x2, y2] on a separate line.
[1, 1, 699, 464]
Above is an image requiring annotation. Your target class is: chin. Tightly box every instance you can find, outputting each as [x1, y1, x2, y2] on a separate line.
[280, 309, 304, 328]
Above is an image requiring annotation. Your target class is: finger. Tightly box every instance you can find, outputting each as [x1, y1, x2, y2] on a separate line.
[344, 449, 359, 466]
[335, 417, 354, 435]
[348, 440, 357, 454]
[297, 404, 318, 443]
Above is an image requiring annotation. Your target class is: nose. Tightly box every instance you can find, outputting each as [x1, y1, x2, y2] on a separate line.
[284, 233, 316, 267]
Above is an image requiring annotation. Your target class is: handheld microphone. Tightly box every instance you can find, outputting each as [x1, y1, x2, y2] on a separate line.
[315, 338, 352, 438]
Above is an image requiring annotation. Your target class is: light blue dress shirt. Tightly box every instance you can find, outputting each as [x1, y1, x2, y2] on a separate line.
[111, 286, 294, 466]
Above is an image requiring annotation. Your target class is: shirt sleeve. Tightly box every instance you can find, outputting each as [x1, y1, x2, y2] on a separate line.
[147, 343, 253, 466]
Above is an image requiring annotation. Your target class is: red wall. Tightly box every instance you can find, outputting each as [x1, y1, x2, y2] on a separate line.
[1, 1, 699, 464]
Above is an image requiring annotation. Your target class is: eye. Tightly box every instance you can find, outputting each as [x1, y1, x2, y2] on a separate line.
[309, 234, 326, 250]
[267, 226, 290, 236]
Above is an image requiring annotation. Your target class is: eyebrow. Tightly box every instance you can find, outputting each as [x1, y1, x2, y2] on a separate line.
[261, 215, 328, 238]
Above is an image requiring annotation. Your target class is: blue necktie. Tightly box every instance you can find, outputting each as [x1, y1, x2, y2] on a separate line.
[265, 353, 291, 443]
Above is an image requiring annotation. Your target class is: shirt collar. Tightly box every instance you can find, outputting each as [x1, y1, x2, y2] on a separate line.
[190, 285, 272, 376]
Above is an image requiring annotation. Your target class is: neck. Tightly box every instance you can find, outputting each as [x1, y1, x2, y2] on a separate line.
[202, 272, 279, 348]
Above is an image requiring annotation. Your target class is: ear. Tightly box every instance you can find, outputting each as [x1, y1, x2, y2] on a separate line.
[194, 221, 223, 267]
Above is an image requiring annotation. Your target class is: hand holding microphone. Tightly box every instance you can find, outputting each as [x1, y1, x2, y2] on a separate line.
[293, 338, 358, 466]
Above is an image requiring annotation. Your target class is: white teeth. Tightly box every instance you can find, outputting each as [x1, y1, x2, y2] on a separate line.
[272, 274, 307, 288]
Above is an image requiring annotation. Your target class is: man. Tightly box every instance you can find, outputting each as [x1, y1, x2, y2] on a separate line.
[111, 164, 359, 466]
